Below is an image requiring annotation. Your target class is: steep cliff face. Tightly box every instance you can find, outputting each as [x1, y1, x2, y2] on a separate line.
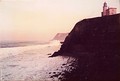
[53, 14, 120, 56]
[52, 33, 68, 43]
[51, 14, 120, 81]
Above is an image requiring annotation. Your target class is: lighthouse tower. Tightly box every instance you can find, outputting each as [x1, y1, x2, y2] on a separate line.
[102, 2, 108, 16]
[101, 2, 117, 16]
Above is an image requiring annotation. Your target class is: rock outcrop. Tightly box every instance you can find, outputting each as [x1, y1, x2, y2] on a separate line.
[53, 14, 120, 56]
[51, 14, 120, 81]
[52, 33, 68, 43]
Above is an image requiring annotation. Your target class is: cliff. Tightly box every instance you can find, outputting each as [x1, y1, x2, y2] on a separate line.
[53, 14, 120, 56]
[51, 14, 120, 81]
[52, 33, 68, 43]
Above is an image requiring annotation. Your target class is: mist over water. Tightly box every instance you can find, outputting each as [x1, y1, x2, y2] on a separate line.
[0, 41, 48, 48]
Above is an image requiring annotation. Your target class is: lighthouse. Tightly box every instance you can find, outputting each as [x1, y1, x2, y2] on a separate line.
[102, 2, 108, 16]
[101, 2, 117, 16]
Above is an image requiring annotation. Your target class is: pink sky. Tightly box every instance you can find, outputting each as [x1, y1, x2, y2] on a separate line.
[0, 0, 120, 42]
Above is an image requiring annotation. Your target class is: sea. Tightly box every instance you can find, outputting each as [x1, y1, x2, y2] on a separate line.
[0, 41, 47, 48]
[0, 40, 75, 81]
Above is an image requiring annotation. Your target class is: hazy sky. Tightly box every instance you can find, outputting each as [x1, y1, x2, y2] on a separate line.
[0, 0, 120, 42]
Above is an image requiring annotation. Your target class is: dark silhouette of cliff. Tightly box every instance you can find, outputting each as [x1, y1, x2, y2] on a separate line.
[51, 14, 120, 81]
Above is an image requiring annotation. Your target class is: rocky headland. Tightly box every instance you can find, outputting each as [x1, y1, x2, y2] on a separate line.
[51, 14, 120, 81]
[52, 33, 68, 43]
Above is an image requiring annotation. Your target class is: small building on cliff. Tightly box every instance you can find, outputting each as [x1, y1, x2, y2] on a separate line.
[101, 2, 117, 16]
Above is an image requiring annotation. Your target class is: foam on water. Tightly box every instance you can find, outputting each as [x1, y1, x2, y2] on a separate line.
[0, 40, 74, 81]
